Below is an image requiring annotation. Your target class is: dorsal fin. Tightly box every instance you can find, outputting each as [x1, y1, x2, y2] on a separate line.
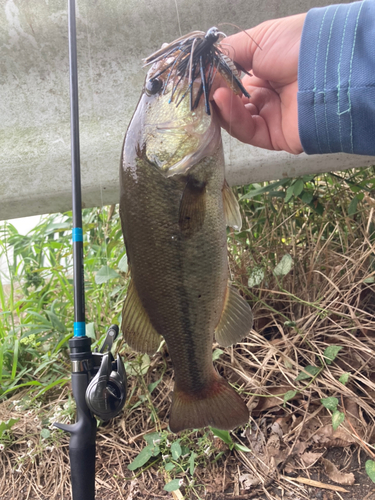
[121, 280, 162, 355]
[222, 180, 242, 231]
[215, 285, 253, 347]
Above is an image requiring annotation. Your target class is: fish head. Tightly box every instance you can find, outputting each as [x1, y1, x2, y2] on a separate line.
[132, 55, 221, 177]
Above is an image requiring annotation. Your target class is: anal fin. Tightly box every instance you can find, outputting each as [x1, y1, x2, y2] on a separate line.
[222, 180, 242, 231]
[215, 285, 253, 347]
[121, 280, 162, 355]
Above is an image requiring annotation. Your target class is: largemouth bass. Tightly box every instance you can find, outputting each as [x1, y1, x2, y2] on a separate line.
[120, 28, 253, 433]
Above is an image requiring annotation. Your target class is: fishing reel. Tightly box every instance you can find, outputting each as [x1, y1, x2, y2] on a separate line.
[85, 324, 127, 421]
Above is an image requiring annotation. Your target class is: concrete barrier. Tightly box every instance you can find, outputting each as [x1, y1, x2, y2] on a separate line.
[1, 0, 371, 220]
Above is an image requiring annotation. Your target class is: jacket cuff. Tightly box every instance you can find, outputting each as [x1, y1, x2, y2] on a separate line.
[298, 1, 375, 155]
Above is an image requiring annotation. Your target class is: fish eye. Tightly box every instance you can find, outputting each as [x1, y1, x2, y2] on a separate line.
[146, 78, 163, 95]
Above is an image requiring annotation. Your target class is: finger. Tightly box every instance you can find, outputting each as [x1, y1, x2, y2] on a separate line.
[213, 87, 273, 150]
[244, 103, 258, 115]
[219, 28, 261, 72]
[242, 74, 274, 92]
[245, 83, 301, 153]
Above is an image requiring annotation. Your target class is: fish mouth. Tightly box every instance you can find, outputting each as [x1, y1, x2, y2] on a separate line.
[142, 61, 222, 177]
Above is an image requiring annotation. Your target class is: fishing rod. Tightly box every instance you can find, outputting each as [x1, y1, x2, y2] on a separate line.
[54, 2, 127, 499]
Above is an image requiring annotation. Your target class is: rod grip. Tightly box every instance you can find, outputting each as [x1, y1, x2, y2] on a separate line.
[55, 371, 97, 500]
[69, 444, 96, 500]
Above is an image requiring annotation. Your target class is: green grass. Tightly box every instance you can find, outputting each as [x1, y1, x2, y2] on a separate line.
[0, 206, 128, 398]
[1, 168, 373, 400]
[1, 167, 375, 497]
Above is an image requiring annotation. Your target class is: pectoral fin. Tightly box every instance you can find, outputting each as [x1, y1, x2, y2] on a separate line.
[121, 280, 162, 355]
[179, 176, 206, 237]
[215, 285, 253, 347]
[222, 180, 242, 231]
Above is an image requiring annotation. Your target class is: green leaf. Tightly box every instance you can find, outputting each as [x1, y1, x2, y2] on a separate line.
[234, 443, 251, 453]
[268, 191, 285, 199]
[181, 445, 190, 456]
[293, 179, 304, 197]
[284, 321, 296, 327]
[273, 254, 293, 277]
[189, 451, 196, 475]
[151, 445, 160, 457]
[366, 460, 375, 483]
[363, 277, 375, 284]
[118, 254, 128, 273]
[302, 175, 315, 182]
[300, 191, 314, 204]
[285, 185, 294, 203]
[148, 378, 161, 394]
[127, 445, 153, 470]
[295, 365, 320, 381]
[95, 265, 120, 284]
[212, 348, 224, 361]
[283, 390, 298, 406]
[240, 179, 290, 200]
[0, 418, 19, 438]
[339, 373, 350, 385]
[248, 267, 264, 287]
[211, 428, 233, 447]
[139, 353, 150, 375]
[171, 441, 182, 460]
[323, 345, 342, 365]
[164, 462, 175, 472]
[85, 322, 96, 340]
[348, 195, 359, 216]
[46, 311, 67, 333]
[321, 397, 339, 412]
[2, 380, 43, 396]
[41, 428, 51, 439]
[332, 410, 345, 431]
[144, 432, 161, 445]
[164, 479, 183, 492]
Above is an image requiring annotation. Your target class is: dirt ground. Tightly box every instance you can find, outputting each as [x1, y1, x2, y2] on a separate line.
[1, 447, 375, 499]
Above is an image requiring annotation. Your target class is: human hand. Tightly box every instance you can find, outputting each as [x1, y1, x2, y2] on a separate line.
[213, 14, 306, 154]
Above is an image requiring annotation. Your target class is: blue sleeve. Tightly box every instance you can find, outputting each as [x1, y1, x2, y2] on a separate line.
[297, 0, 375, 155]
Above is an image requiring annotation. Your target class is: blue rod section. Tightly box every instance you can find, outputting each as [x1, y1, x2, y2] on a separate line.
[72, 228, 83, 242]
[73, 321, 86, 337]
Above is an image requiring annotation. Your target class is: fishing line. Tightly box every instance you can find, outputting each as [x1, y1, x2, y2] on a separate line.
[173, 0, 182, 37]
[218, 22, 262, 51]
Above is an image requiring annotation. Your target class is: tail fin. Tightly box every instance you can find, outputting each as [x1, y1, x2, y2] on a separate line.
[169, 373, 249, 433]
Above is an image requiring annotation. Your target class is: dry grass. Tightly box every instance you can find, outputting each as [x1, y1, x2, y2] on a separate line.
[1, 182, 375, 499]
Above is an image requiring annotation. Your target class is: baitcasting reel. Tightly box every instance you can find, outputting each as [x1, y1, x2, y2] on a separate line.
[86, 325, 127, 421]
[54, 324, 126, 499]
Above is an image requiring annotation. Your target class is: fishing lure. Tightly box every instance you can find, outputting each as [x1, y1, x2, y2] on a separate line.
[143, 27, 250, 115]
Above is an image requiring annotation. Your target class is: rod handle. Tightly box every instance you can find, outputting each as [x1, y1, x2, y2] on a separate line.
[55, 372, 96, 500]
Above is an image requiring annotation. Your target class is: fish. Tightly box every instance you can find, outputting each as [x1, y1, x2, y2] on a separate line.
[119, 28, 253, 433]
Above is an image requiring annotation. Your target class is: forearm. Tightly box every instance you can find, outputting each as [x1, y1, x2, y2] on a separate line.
[298, 0, 375, 155]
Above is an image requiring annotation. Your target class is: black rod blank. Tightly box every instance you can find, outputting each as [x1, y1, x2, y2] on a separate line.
[68, 0, 85, 330]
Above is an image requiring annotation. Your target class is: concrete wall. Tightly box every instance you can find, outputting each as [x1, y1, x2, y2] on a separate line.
[1, 0, 371, 220]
